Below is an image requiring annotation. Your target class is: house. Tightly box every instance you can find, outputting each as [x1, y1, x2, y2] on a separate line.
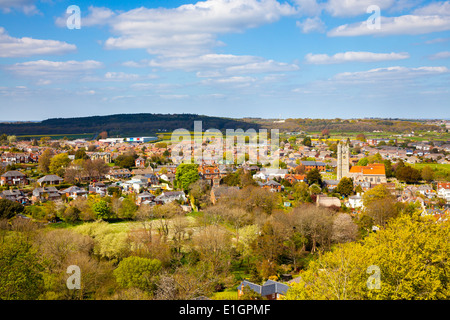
[0, 189, 30, 205]
[300, 161, 327, 172]
[32, 186, 61, 203]
[155, 191, 187, 204]
[37, 174, 64, 186]
[106, 168, 132, 180]
[1, 170, 27, 186]
[89, 152, 111, 163]
[60, 186, 88, 199]
[135, 157, 146, 168]
[257, 179, 284, 192]
[158, 173, 175, 185]
[323, 179, 339, 192]
[284, 174, 307, 185]
[144, 173, 160, 185]
[253, 168, 288, 181]
[347, 193, 364, 209]
[88, 182, 107, 196]
[237, 280, 289, 300]
[198, 164, 223, 187]
[136, 191, 155, 205]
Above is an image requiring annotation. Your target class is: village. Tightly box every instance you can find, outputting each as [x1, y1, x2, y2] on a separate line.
[0, 130, 449, 217]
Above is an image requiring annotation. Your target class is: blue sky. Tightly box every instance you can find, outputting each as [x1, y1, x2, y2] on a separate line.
[0, 0, 449, 121]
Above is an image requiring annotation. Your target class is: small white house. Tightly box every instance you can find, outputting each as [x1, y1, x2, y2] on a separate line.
[347, 193, 364, 209]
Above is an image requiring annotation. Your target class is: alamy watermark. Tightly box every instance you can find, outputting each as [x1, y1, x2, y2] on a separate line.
[366, 265, 381, 290]
[66, 265, 81, 290]
[367, 5, 381, 30]
[170, 121, 280, 166]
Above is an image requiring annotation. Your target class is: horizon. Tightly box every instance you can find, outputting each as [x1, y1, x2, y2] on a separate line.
[0, 1, 449, 120]
[0, 112, 449, 124]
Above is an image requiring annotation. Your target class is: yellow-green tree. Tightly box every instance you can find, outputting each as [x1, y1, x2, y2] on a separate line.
[285, 214, 450, 300]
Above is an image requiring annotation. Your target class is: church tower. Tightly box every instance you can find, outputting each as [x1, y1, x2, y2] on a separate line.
[337, 140, 350, 181]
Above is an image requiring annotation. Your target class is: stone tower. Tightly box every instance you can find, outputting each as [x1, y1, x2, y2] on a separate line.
[337, 140, 350, 181]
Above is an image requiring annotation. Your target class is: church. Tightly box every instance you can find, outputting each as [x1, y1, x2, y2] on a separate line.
[337, 140, 387, 185]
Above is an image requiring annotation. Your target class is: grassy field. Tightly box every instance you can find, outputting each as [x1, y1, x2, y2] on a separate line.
[17, 133, 95, 140]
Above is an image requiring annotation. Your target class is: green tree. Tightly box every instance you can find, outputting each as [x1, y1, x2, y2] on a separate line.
[175, 163, 199, 191]
[118, 197, 138, 220]
[421, 165, 435, 182]
[395, 165, 421, 184]
[285, 214, 450, 300]
[0, 236, 44, 300]
[0, 198, 25, 219]
[306, 168, 322, 186]
[336, 177, 354, 197]
[302, 137, 312, 147]
[92, 200, 112, 220]
[114, 256, 162, 291]
[38, 149, 53, 173]
[49, 153, 71, 177]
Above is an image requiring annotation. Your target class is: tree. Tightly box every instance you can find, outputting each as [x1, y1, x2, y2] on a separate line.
[421, 165, 434, 182]
[114, 256, 162, 291]
[0, 236, 44, 299]
[115, 155, 135, 169]
[357, 157, 369, 166]
[0, 198, 25, 219]
[38, 149, 53, 173]
[49, 153, 71, 177]
[302, 137, 312, 147]
[321, 129, 330, 137]
[285, 214, 450, 300]
[75, 149, 89, 160]
[306, 168, 322, 186]
[395, 165, 421, 184]
[356, 133, 366, 142]
[118, 196, 138, 220]
[336, 177, 354, 197]
[175, 163, 199, 191]
[92, 200, 112, 220]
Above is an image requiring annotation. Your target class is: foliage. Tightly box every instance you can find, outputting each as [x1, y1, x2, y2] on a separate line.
[306, 168, 322, 186]
[175, 163, 199, 191]
[0, 236, 44, 300]
[336, 177, 353, 197]
[92, 200, 112, 220]
[0, 198, 25, 219]
[285, 214, 450, 300]
[114, 256, 162, 291]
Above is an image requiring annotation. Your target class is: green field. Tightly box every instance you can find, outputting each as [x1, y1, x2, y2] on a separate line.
[17, 133, 95, 140]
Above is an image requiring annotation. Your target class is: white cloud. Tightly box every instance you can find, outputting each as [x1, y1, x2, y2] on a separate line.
[296, 17, 326, 33]
[428, 51, 450, 60]
[55, 6, 116, 28]
[0, 0, 39, 15]
[328, 14, 450, 36]
[325, 0, 395, 17]
[328, 1, 450, 36]
[0, 27, 76, 58]
[293, 0, 324, 16]
[412, 1, 450, 16]
[102, 0, 297, 57]
[334, 66, 449, 81]
[4, 60, 103, 84]
[305, 51, 410, 64]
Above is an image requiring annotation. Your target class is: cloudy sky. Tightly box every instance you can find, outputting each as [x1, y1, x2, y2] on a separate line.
[0, 0, 449, 121]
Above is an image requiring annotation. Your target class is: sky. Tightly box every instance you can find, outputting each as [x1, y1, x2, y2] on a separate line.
[0, 0, 449, 121]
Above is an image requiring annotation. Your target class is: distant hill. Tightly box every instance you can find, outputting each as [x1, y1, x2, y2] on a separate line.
[0, 113, 261, 138]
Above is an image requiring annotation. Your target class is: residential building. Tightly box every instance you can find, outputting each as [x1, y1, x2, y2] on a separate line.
[60, 186, 89, 199]
[1, 170, 27, 186]
[37, 174, 64, 186]
[32, 186, 61, 203]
